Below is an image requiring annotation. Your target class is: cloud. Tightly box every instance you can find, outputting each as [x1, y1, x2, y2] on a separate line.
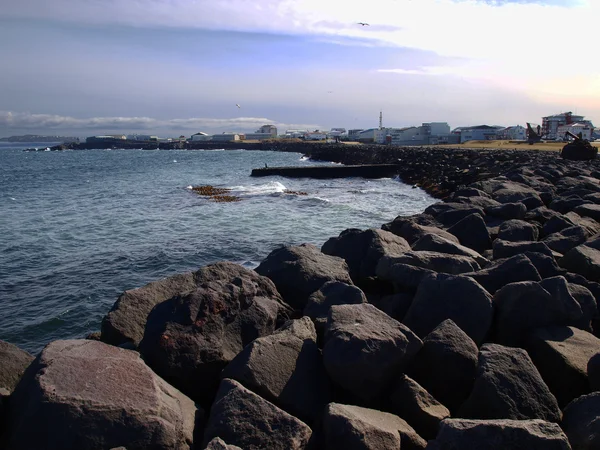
[0, 111, 322, 135]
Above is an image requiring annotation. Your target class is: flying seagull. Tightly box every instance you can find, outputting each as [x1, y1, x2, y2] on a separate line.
[357, 22, 369, 26]
[236, 104, 241, 108]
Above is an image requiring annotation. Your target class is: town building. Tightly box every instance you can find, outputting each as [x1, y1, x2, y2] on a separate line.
[329, 128, 347, 137]
[256, 125, 278, 136]
[541, 112, 593, 140]
[86, 135, 127, 143]
[126, 134, 157, 141]
[304, 131, 328, 141]
[557, 123, 594, 141]
[457, 125, 503, 143]
[211, 133, 240, 142]
[191, 132, 211, 141]
[495, 125, 527, 141]
[347, 129, 364, 141]
[284, 129, 309, 138]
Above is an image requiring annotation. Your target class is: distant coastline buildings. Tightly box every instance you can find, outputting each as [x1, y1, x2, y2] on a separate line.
[80, 110, 595, 146]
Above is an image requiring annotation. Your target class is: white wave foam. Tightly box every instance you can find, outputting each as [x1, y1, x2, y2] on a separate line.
[186, 185, 193, 190]
[228, 181, 287, 195]
[299, 156, 309, 161]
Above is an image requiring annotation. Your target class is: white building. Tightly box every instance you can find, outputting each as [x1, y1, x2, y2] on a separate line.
[356, 128, 380, 143]
[257, 125, 278, 136]
[191, 132, 212, 141]
[211, 133, 240, 141]
[304, 132, 328, 141]
[330, 128, 347, 137]
[496, 125, 527, 141]
[243, 133, 275, 141]
[557, 123, 594, 141]
[542, 112, 593, 140]
[284, 129, 309, 138]
[126, 134, 157, 141]
[459, 125, 503, 143]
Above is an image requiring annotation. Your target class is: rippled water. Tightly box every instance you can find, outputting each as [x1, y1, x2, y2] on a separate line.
[0, 144, 435, 353]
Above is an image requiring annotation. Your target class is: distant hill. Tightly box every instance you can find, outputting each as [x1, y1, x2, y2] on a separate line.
[0, 134, 79, 143]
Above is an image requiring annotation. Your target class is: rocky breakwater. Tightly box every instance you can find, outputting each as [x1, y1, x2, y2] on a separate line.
[5, 152, 600, 448]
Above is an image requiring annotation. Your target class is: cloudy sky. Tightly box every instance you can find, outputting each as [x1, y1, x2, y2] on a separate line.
[0, 0, 598, 137]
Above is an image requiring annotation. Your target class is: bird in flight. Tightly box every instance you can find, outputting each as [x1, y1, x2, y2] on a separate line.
[236, 104, 241, 108]
[357, 22, 369, 26]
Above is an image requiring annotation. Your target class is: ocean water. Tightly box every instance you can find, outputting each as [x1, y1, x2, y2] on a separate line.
[0, 144, 435, 354]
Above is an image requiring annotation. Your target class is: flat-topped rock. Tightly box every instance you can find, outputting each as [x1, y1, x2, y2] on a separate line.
[0, 340, 34, 392]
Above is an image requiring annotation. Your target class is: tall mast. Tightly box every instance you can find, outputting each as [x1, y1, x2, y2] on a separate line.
[379, 110, 383, 130]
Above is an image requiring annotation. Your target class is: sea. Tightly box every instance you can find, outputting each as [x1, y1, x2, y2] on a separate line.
[0, 143, 436, 354]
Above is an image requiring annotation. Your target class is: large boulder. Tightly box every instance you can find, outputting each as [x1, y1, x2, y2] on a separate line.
[203, 378, 312, 450]
[463, 253, 542, 294]
[485, 202, 527, 220]
[497, 219, 539, 242]
[0, 341, 34, 392]
[561, 139, 598, 160]
[492, 239, 555, 260]
[402, 273, 493, 345]
[562, 392, 600, 450]
[6, 340, 198, 450]
[408, 319, 478, 413]
[447, 213, 492, 254]
[139, 277, 290, 406]
[543, 226, 588, 255]
[376, 261, 436, 293]
[387, 374, 450, 441]
[427, 418, 572, 450]
[377, 251, 481, 275]
[382, 216, 459, 246]
[526, 326, 600, 407]
[560, 244, 600, 282]
[323, 304, 422, 403]
[204, 438, 242, 450]
[492, 276, 583, 347]
[101, 262, 283, 347]
[458, 344, 561, 422]
[303, 281, 367, 341]
[255, 244, 353, 310]
[221, 317, 330, 424]
[411, 233, 489, 267]
[322, 403, 426, 450]
[321, 228, 410, 286]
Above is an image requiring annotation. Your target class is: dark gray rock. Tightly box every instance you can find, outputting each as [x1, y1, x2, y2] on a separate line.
[0, 341, 34, 392]
[463, 254, 542, 295]
[458, 344, 561, 422]
[521, 251, 566, 279]
[588, 353, 600, 390]
[323, 304, 422, 403]
[101, 261, 282, 347]
[6, 340, 198, 450]
[221, 317, 330, 424]
[543, 226, 588, 255]
[574, 203, 600, 222]
[452, 187, 491, 198]
[411, 233, 489, 267]
[382, 215, 458, 246]
[369, 292, 414, 322]
[526, 326, 600, 408]
[565, 212, 600, 236]
[447, 213, 492, 254]
[542, 215, 577, 237]
[304, 281, 367, 341]
[525, 206, 562, 225]
[388, 375, 450, 441]
[427, 418, 572, 450]
[203, 378, 312, 450]
[376, 261, 436, 293]
[379, 251, 481, 275]
[436, 207, 486, 228]
[562, 392, 600, 450]
[321, 228, 410, 286]
[204, 438, 242, 450]
[493, 276, 583, 347]
[497, 219, 539, 242]
[485, 202, 527, 220]
[403, 273, 493, 345]
[559, 244, 600, 282]
[322, 402, 426, 450]
[492, 188, 544, 210]
[451, 196, 500, 209]
[566, 282, 598, 331]
[255, 244, 353, 311]
[492, 239, 554, 260]
[408, 320, 478, 413]
[139, 278, 288, 406]
[550, 196, 588, 214]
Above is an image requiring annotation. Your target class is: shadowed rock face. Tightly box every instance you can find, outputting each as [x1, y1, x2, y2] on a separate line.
[139, 277, 290, 407]
[203, 378, 312, 450]
[428, 418, 572, 450]
[323, 303, 422, 404]
[255, 243, 353, 311]
[0, 340, 34, 392]
[5, 340, 198, 450]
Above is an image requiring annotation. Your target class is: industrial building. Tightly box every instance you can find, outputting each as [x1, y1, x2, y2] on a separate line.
[191, 132, 211, 141]
[211, 133, 240, 142]
[456, 125, 503, 143]
[557, 123, 594, 141]
[495, 125, 527, 141]
[86, 135, 127, 143]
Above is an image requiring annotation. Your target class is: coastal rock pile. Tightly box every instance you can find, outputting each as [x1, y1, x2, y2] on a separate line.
[5, 148, 600, 448]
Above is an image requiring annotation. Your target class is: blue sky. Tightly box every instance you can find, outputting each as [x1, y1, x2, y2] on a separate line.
[0, 0, 597, 137]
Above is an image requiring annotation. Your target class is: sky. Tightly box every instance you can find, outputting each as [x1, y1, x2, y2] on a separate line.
[0, 0, 598, 137]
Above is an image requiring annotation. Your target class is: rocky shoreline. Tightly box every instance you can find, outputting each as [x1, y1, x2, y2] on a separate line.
[3, 146, 600, 448]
